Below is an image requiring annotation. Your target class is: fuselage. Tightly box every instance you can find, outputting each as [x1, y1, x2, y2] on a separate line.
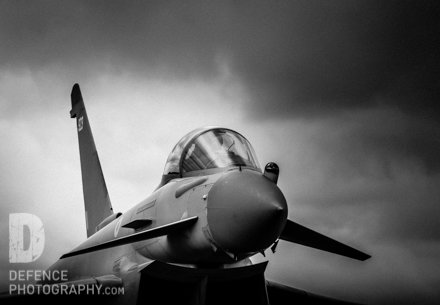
[42, 166, 287, 284]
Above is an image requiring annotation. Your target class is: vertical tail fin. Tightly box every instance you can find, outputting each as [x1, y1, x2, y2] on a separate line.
[70, 84, 113, 237]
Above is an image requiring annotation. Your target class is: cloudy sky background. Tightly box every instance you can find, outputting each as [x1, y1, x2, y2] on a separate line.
[1, 1, 440, 304]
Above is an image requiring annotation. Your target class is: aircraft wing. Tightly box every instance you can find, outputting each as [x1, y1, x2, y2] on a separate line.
[61, 216, 198, 259]
[280, 219, 371, 261]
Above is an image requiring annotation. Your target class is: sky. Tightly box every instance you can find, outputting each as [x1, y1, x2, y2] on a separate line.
[1, 1, 440, 304]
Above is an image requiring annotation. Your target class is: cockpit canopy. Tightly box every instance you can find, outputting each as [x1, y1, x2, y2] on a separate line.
[163, 127, 261, 176]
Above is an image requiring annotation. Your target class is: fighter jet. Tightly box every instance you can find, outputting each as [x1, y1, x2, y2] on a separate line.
[2, 84, 370, 304]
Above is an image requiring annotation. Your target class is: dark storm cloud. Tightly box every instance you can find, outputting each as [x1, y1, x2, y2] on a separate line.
[1, 1, 439, 120]
[287, 109, 440, 241]
[1, 0, 438, 250]
[2, 2, 440, 302]
[229, 1, 440, 120]
[0, 0, 221, 77]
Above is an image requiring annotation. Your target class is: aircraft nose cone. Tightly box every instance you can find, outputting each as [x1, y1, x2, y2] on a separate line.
[207, 170, 288, 254]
